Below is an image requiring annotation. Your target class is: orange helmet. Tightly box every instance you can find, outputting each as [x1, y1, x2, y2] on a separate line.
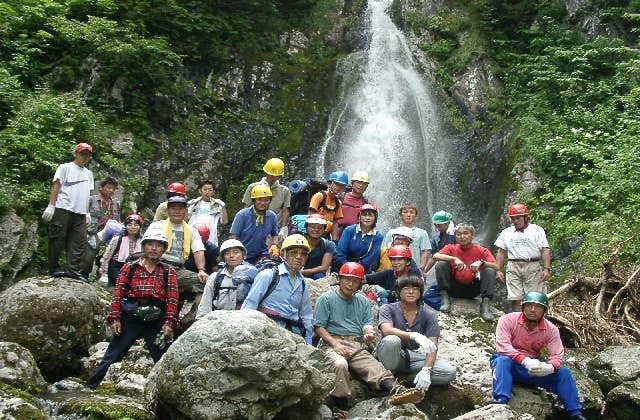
[193, 223, 210, 242]
[167, 182, 187, 196]
[508, 203, 529, 217]
[388, 244, 412, 260]
[339, 262, 365, 280]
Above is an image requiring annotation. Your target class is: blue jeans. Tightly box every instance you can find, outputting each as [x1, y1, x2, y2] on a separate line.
[87, 313, 166, 387]
[490, 354, 583, 416]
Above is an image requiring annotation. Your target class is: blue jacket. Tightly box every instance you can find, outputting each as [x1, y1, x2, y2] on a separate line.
[336, 224, 383, 273]
[241, 262, 313, 344]
[430, 232, 456, 255]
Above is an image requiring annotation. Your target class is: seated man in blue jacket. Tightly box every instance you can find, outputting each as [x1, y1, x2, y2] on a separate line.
[241, 234, 313, 344]
[365, 245, 422, 303]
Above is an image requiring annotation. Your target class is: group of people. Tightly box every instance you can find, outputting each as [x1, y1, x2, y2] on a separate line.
[41, 146, 586, 419]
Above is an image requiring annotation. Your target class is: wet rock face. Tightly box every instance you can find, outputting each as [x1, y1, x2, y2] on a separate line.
[0, 209, 38, 289]
[0, 277, 110, 381]
[145, 310, 334, 420]
[0, 341, 46, 392]
[605, 377, 640, 420]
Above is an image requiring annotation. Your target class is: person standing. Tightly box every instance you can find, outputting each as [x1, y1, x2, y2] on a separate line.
[153, 182, 187, 222]
[375, 274, 456, 391]
[87, 229, 178, 389]
[84, 177, 121, 276]
[98, 214, 143, 287]
[42, 143, 95, 280]
[384, 205, 430, 273]
[337, 171, 370, 240]
[188, 180, 228, 246]
[242, 158, 291, 234]
[424, 211, 456, 274]
[494, 203, 551, 312]
[490, 291, 586, 420]
[308, 171, 348, 240]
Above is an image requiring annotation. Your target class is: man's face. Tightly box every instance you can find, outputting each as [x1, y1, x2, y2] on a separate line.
[223, 247, 244, 268]
[398, 283, 421, 304]
[392, 236, 410, 246]
[455, 228, 474, 247]
[400, 208, 417, 225]
[143, 240, 166, 261]
[510, 215, 526, 229]
[306, 223, 325, 239]
[265, 174, 281, 185]
[253, 197, 271, 212]
[167, 203, 187, 223]
[74, 150, 92, 166]
[351, 180, 369, 195]
[522, 302, 545, 323]
[338, 275, 361, 298]
[390, 257, 410, 273]
[100, 183, 116, 199]
[199, 184, 215, 200]
[329, 182, 346, 196]
[434, 222, 449, 233]
[285, 247, 308, 270]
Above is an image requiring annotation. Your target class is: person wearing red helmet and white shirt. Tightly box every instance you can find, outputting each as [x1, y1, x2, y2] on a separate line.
[494, 203, 551, 313]
[42, 142, 95, 280]
[432, 223, 500, 322]
[153, 182, 187, 222]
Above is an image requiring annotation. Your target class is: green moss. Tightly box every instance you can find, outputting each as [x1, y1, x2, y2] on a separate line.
[0, 383, 40, 408]
[58, 398, 151, 420]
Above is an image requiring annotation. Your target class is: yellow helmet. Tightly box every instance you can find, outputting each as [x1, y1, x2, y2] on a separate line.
[250, 185, 272, 199]
[263, 158, 285, 176]
[351, 171, 370, 183]
[281, 234, 310, 252]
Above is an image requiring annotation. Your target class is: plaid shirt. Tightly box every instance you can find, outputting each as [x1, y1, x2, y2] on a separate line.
[107, 259, 179, 328]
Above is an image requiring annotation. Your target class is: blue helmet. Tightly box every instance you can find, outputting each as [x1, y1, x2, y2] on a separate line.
[328, 171, 349, 186]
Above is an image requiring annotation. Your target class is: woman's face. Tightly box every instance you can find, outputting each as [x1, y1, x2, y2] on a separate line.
[223, 248, 244, 269]
[126, 221, 141, 236]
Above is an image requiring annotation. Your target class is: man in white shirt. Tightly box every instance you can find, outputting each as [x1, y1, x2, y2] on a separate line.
[494, 203, 551, 312]
[42, 143, 95, 280]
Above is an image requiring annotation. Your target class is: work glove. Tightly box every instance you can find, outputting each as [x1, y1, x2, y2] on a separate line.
[213, 199, 226, 207]
[529, 362, 555, 377]
[409, 332, 437, 354]
[86, 214, 92, 225]
[42, 205, 55, 222]
[269, 244, 280, 258]
[413, 367, 432, 391]
[278, 226, 289, 238]
[521, 357, 542, 374]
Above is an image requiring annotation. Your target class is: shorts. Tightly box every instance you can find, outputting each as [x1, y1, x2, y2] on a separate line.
[506, 261, 545, 301]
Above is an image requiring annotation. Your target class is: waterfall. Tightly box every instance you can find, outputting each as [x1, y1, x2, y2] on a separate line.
[318, 0, 473, 235]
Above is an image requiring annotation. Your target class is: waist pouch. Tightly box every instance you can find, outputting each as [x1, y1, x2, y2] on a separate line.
[121, 297, 164, 322]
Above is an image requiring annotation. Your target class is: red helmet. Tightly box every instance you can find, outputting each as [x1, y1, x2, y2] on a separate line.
[358, 203, 378, 214]
[125, 214, 143, 225]
[388, 244, 412, 259]
[166, 182, 187, 196]
[339, 262, 365, 280]
[508, 203, 529, 217]
[193, 223, 210, 242]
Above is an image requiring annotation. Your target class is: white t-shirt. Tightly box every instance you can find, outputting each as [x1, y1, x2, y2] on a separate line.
[148, 220, 205, 265]
[53, 162, 94, 214]
[383, 225, 430, 267]
[188, 199, 222, 246]
[494, 224, 549, 260]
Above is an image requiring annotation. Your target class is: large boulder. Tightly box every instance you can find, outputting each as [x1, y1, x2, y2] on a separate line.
[0, 383, 46, 419]
[451, 404, 531, 419]
[348, 397, 427, 419]
[587, 345, 640, 393]
[0, 342, 46, 392]
[145, 310, 334, 419]
[605, 377, 640, 419]
[0, 277, 110, 381]
[0, 209, 38, 288]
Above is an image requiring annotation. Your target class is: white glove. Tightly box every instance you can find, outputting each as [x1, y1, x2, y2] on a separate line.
[413, 367, 432, 391]
[409, 332, 437, 354]
[521, 357, 542, 374]
[214, 199, 226, 207]
[529, 362, 555, 377]
[42, 205, 55, 222]
[278, 226, 289, 237]
[86, 214, 91, 225]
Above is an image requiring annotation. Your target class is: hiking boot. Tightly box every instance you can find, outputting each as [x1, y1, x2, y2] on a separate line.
[489, 398, 508, 404]
[332, 407, 348, 420]
[439, 290, 450, 313]
[388, 381, 425, 405]
[480, 297, 493, 322]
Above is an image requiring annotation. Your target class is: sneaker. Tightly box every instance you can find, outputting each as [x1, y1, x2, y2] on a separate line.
[388, 382, 425, 405]
[489, 398, 508, 404]
[332, 407, 348, 420]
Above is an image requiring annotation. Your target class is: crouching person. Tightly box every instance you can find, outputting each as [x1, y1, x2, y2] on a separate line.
[375, 275, 456, 392]
[314, 262, 425, 419]
[87, 229, 178, 389]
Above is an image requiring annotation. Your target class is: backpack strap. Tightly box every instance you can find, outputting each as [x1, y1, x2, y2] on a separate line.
[210, 269, 226, 308]
[126, 260, 170, 291]
[257, 266, 280, 309]
[113, 234, 124, 257]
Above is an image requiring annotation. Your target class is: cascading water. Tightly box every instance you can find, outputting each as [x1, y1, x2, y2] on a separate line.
[318, 0, 479, 235]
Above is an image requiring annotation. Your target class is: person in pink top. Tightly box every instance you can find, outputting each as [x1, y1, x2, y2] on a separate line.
[490, 291, 585, 420]
[337, 171, 370, 240]
[432, 223, 500, 321]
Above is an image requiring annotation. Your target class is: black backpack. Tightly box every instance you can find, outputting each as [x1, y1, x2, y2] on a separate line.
[289, 178, 328, 216]
[253, 257, 305, 308]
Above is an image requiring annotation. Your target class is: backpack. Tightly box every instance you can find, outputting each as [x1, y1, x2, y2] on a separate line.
[111, 234, 144, 263]
[250, 257, 306, 309]
[210, 263, 257, 309]
[125, 260, 170, 289]
[289, 178, 328, 216]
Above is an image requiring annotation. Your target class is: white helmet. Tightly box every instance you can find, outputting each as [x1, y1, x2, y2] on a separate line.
[220, 239, 246, 257]
[141, 228, 169, 247]
[391, 226, 414, 243]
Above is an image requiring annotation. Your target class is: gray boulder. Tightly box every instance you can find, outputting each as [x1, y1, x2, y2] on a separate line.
[587, 345, 640, 393]
[54, 393, 153, 419]
[0, 209, 38, 288]
[0, 384, 46, 420]
[0, 342, 46, 392]
[145, 310, 334, 419]
[605, 377, 640, 419]
[452, 404, 532, 419]
[348, 397, 427, 419]
[0, 277, 110, 380]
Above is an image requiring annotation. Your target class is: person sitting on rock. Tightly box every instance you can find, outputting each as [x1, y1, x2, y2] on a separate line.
[314, 262, 425, 418]
[196, 239, 257, 319]
[335, 204, 384, 273]
[87, 228, 178, 389]
[377, 226, 414, 271]
[364, 245, 422, 303]
[308, 171, 348, 240]
[490, 291, 586, 420]
[241, 234, 313, 344]
[375, 274, 456, 392]
[301, 213, 336, 280]
[432, 223, 499, 321]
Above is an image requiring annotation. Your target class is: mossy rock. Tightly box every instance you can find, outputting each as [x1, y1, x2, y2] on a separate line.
[57, 394, 153, 420]
[0, 383, 46, 419]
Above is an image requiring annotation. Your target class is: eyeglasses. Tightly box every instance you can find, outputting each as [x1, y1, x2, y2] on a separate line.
[401, 285, 420, 291]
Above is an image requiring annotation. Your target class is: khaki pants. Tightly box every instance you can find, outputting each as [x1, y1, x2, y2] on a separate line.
[176, 267, 204, 294]
[506, 261, 545, 301]
[318, 336, 394, 398]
